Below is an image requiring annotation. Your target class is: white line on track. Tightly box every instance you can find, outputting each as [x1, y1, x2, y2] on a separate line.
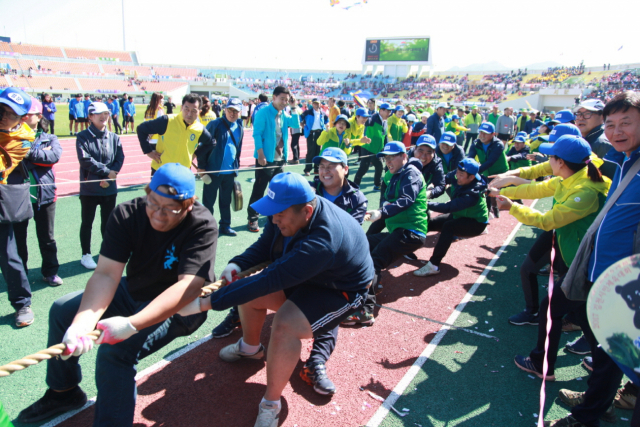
[364, 200, 537, 427]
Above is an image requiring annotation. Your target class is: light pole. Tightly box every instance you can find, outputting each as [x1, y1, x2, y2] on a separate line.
[122, 0, 126, 51]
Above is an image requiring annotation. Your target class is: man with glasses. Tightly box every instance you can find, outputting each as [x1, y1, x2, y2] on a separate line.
[574, 99, 618, 179]
[137, 93, 213, 176]
[18, 163, 216, 425]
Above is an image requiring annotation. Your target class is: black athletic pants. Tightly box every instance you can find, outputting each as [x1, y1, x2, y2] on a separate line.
[247, 160, 284, 223]
[13, 202, 60, 277]
[79, 194, 117, 255]
[112, 114, 122, 134]
[464, 132, 477, 152]
[290, 133, 301, 162]
[304, 130, 322, 173]
[354, 150, 383, 187]
[428, 214, 487, 266]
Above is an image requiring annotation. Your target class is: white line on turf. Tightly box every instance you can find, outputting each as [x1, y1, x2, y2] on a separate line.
[42, 334, 214, 427]
[365, 200, 538, 427]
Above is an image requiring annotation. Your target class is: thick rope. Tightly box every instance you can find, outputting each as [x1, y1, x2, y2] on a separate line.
[0, 262, 270, 378]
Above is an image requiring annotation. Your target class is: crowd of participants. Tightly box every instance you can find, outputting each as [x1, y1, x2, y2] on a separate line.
[0, 83, 639, 427]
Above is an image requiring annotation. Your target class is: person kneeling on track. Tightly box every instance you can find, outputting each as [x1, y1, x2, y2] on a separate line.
[358, 141, 429, 323]
[179, 172, 374, 427]
[414, 158, 489, 277]
[17, 164, 217, 426]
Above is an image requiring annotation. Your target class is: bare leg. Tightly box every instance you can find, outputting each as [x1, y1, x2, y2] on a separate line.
[237, 291, 287, 346]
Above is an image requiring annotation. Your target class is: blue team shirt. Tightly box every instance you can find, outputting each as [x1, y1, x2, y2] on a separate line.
[220, 121, 241, 174]
[322, 188, 342, 203]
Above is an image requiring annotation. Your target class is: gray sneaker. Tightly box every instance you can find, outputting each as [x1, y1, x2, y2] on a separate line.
[15, 306, 34, 327]
[219, 339, 264, 362]
[254, 401, 280, 427]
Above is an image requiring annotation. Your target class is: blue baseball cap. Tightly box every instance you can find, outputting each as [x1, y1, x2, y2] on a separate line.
[554, 109, 575, 123]
[355, 108, 370, 118]
[516, 131, 528, 139]
[0, 87, 32, 116]
[451, 114, 460, 120]
[313, 147, 348, 165]
[334, 114, 350, 128]
[395, 105, 405, 112]
[226, 98, 242, 111]
[530, 128, 540, 138]
[458, 158, 482, 181]
[514, 135, 526, 143]
[539, 135, 591, 163]
[379, 103, 392, 110]
[479, 122, 495, 134]
[439, 131, 457, 146]
[250, 172, 315, 216]
[149, 163, 196, 200]
[377, 141, 406, 157]
[416, 134, 437, 149]
[548, 123, 581, 142]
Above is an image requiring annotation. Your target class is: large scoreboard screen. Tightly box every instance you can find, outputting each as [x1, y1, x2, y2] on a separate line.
[364, 38, 430, 63]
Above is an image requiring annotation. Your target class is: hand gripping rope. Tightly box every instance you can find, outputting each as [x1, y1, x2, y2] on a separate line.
[0, 262, 271, 378]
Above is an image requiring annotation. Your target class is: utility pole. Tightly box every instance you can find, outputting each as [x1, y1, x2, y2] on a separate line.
[122, 0, 126, 51]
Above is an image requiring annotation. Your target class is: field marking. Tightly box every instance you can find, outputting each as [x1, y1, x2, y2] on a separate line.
[365, 200, 537, 427]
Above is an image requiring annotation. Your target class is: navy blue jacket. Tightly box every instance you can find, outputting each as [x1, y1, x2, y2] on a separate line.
[426, 113, 445, 142]
[435, 143, 465, 174]
[467, 136, 506, 174]
[408, 147, 446, 199]
[429, 171, 487, 214]
[208, 197, 375, 310]
[312, 177, 368, 225]
[506, 144, 531, 163]
[301, 108, 328, 138]
[25, 131, 62, 207]
[76, 125, 125, 196]
[380, 157, 424, 220]
[196, 116, 242, 176]
[524, 118, 544, 135]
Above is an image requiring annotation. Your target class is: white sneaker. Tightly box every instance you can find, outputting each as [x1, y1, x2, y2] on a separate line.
[254, 401, 280, 427]
[81, 254, 97, 269]
[413, 261, 440, 277]
[219, 339, 265, 362]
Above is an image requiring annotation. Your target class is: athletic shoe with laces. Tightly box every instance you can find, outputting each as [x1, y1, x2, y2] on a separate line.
[561, 318, 582, 332]
[300, 363, 336, 395]
[254, 401, 280, 427]
[558, 389, 616, 423]
[413, 261, 440, 277]
[43, 274, 64, 287]
[582, 356, 593, 372]
[212, 307, 241, 338]
[248, 221, 260, 233]
[543, 415, 587, 427]
[219, 339, 265, 362]
[17, 387, 87, 423]
[615, 381, 637, 410]
[80, 254, 97, 269]
[514, 355, 555, 381]
[565, 335, 591, 355]
[341, 310, 375, 326]
[15, 306, 34, 327]
[508, 310, 539, 326]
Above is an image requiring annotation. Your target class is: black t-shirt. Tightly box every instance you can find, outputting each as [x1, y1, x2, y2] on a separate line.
[100, 197, 218, 301]
[164, 102, 176, 114]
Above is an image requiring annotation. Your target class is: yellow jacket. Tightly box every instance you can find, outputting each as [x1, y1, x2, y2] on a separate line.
[0, 123, 35, 184]
[517, 153, 604, 180]
[446, 121, 470, 136]
[346, 116, 367, 147]
[387, 114, 409, 141]
[328, 106, 340, 129]
[199, 111, 217, 126]
[152, 112, 205, 170]
[316, 127, 352, 155]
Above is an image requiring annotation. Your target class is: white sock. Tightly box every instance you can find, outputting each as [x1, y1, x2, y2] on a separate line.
[260, 397, 281, 409]
[239, 338, 261, 354]
[430, 262, 439, 271]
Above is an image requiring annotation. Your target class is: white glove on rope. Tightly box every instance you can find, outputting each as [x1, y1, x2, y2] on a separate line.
[61, 324, 95, 360]
[96, 316, 138, 345]
[221, 263, 242, 284]
[177, 297, 203, 317]
[366, 210, 382, 222]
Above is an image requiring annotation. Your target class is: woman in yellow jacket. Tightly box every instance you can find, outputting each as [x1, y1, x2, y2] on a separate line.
[488, 135, 610, 380]
[317, 114, 370, 156]
[446, 114, 470, 146]
[387, 106, 409, 142]
[143, 92, 165, 151]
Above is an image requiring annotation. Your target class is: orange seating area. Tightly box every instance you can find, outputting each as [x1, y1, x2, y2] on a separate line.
[0, 58, 37, 71]
[37, 60, 101, 75]
[152, 67, 198, 78]
[65, 47, 132, 62]
[10, 43, 64, 58]
[0, 42, 12, 52]
[78, 78, 132, 92]
[102, 64, 152, 77]
[8, 76, 78, 91]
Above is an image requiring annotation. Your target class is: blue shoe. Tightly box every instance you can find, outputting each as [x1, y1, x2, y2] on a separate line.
[514, 355, 555, 381]
[373, 185, 381, 191]
[508, 310, 539, 326]
[212, 307, 241, 338]
[566, 335, 591, 355]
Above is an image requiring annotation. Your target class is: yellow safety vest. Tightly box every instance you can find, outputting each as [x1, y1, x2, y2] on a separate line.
[152, 112, 204, 170]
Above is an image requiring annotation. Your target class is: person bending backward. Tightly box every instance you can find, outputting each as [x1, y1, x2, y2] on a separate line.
[75, 102, 124, 271]
[17, 163, 216, 426]
[354, 142, 429, 324]
[435, 131, 465, 177]
[353, 102, 392, 191]
[467, 122, 508, 218]
[414, 158, 489, 277]
[301, 98, 328, 175]
[137, 93, 213, 176]
[178, 172, 374, 427]
[409, 134, 446, 203]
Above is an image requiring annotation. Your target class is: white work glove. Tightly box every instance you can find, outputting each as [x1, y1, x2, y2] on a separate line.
[61, 324, 95, 361]
[177, 297, 203, 317]
[96, 316, 138, 345]
[221, 263, 242, 284]
[365, 210, 382, 222]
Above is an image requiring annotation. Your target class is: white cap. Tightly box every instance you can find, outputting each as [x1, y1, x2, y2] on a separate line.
[406, 114, 417, 122]
[436, 102, 449, 109]
[574, 99, 605, 113]
[87, 102, 110, 115]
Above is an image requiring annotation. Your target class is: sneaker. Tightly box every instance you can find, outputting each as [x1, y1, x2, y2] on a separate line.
[413, 261, 440, 277]
[43, 274, 64, 287]
[219, 226, 238, 237]
[254, 401, 280, 427]
[300, 363, 336, 395]
[373, 185, 381, 191]
[17, 387, 87, 423]
[543, 415, 587, 427]
[615, 381, 637, 410]
[558, 389, 616, 423]
[341, 310, 375, 326]
[566, 335, 591, 355]
[538, 265, 551, 276]
[248, 221, 260, 233]
[304, 172, 311, 176]
[582, 356, 593, 372]
[403, 253, 418, 261]
[508, 310, 539, 326]
[80, 254, 97, 269]
[219, 339, 265, 362]
[561, 318, 582, 332]
[289, 160, 299, 165]
[212, 307, 241, 338]
[15, 306, 34, 327]
[514, 355, 555, 381]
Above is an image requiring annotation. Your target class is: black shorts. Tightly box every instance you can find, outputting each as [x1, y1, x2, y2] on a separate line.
[284, 284, 367, 338]
[69, 114, 76, 121]
[77, 117, 87, 123]
[124, 116, 134, 123]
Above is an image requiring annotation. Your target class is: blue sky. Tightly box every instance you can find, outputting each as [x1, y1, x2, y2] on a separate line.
[1, 0, 638, 71]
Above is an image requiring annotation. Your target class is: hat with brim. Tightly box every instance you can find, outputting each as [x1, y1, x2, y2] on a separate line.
[250, 172, 316, 216]
[150, 163, 196, 200]
[539, 135, 591, 163]
[439, 132, 457, 146]
[0, 87, 32, 116]
[313, 147, 348, 165]
[458, 158, 482, 181]
[416, 134, 436, 149]
[376, 141, 406, 158]
[334, 114, 350, 128]
[87, 102, 110, 115]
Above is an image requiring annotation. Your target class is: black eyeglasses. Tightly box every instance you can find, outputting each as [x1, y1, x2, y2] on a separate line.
[575, 111, 597, 119]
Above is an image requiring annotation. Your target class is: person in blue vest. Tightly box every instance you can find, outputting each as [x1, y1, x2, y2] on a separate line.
[196, 98, 243, 237]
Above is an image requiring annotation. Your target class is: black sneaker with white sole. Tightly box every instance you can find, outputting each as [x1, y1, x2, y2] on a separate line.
[212, 306, 241, 338]
[300, 363, 336, 395]
[18, 387, 87, 423]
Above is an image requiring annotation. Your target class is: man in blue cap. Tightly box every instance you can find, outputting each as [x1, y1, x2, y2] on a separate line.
[353, 102, 392, 191]
[414, 158, 489, 276]
[18, 163, 217, 425]
[436, 131, 466, 177]
[0, 87, 36, 327]
[183, 171, 373, 426]
[410, 134, 446, 201]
